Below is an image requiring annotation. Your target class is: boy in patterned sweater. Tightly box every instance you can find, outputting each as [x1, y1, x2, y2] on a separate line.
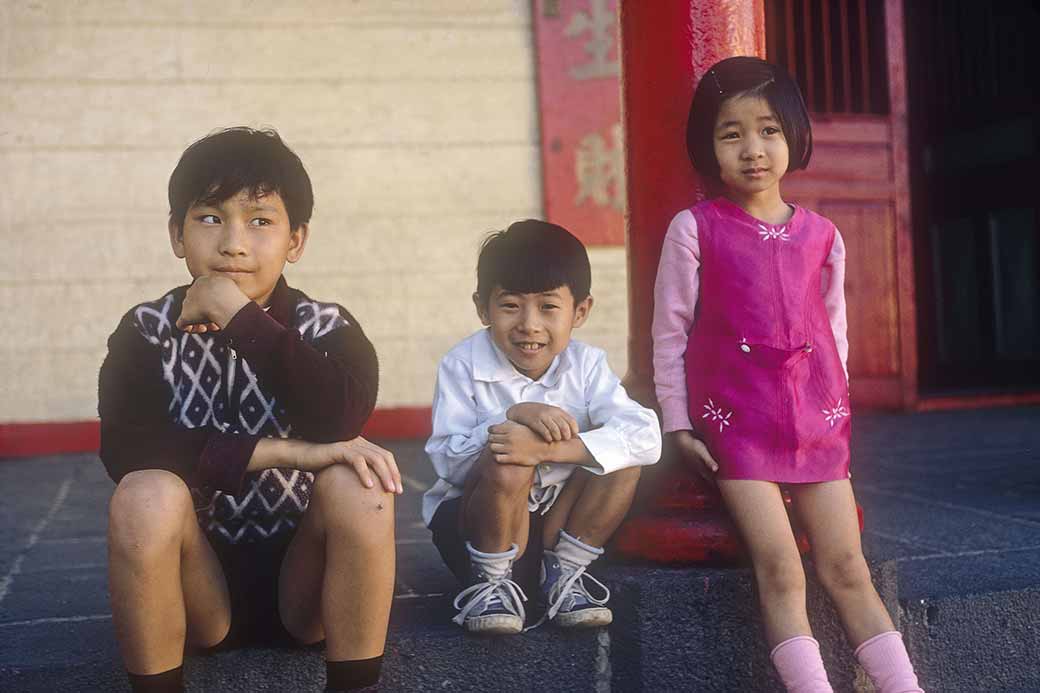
[99, 128, 401, 693]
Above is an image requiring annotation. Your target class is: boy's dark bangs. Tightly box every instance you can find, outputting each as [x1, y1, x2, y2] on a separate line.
[169, 128, 313, 230]
[193, 178, 279, 210]
[493, 259, 577, 298]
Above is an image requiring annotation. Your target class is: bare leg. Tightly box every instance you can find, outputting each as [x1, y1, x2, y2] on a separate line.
[717, 479, 812, 647]
[107, 470, 230, 675]
[460, 448, 536, 555]
[790, 480, 895, 647]
[279, 465, 395, 661]
[542, 466, 641, 548]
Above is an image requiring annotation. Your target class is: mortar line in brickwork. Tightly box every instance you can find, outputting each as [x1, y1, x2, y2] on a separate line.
[0, 140, 535, 153]
[0, 76, 535, 86]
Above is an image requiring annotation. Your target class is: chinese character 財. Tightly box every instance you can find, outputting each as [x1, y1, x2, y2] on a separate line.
[574, 122, 625, 211]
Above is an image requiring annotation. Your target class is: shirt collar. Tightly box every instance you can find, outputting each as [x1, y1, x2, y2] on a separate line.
[472, 328, 573, 387]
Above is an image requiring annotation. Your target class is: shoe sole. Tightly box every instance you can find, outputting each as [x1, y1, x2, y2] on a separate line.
[464, 613, 524, 635]
[554, 607, 613, 629]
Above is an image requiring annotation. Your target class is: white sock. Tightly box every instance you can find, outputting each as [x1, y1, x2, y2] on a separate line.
[550, 530, 604, 570]
[465, 541, 517, 580]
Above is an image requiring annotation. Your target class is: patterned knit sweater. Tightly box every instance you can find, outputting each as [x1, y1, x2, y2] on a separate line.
[98, 276, 378, 545]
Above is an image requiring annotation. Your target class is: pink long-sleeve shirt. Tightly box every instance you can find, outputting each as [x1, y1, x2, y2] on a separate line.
[652, 208, 849, 434]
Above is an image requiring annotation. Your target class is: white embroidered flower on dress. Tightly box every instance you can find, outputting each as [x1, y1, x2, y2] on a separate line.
[823, 398, 850, 427]
[702, 397, 733, 432]
[758, 224, 790, 241]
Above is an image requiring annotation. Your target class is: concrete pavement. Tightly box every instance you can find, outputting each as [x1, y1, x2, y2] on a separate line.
[1, 407, 1038, 691]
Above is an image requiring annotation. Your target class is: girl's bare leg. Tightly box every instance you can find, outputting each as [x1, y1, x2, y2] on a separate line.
[718, 479, 812, 647]
[107, 469, 231, 675]
[790, 479, 894, 647]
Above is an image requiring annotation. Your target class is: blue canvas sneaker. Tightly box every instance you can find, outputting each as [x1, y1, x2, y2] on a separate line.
[452, 558, 527, 635]
[539, 550, 612, 628]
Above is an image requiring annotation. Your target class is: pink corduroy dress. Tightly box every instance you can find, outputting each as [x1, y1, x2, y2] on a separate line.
[684, 198, 851, 482]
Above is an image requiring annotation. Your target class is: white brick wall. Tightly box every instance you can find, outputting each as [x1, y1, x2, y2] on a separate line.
[0, 0, 629, 422]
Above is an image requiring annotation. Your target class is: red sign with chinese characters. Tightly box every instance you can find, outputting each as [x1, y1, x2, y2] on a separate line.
[533, 0, 624, 246]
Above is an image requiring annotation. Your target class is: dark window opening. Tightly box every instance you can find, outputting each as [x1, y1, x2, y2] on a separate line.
[765, 0, 889, 115]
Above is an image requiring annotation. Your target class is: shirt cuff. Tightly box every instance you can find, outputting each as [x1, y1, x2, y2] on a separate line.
[197, 432, 260, 495]
[577, 427, 629, 475]
[221, 301, 291, 371]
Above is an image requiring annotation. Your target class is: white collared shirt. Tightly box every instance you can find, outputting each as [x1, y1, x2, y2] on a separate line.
[422, 329, 662, 526]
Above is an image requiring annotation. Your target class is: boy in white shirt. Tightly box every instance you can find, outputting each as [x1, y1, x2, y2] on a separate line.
[424, 220, 662, 635]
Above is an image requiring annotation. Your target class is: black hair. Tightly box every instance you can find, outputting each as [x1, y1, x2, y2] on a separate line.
[476, 219, 592, 306]
[168, 127, 314, 232]
[686, 56, 812, 181]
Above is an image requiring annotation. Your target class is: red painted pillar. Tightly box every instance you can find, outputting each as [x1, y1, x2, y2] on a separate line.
[613, 0, 779, 562]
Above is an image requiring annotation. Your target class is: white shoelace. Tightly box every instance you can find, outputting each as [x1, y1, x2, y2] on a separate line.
[452, 576, 528, 626]
[526, 563, 611, 631]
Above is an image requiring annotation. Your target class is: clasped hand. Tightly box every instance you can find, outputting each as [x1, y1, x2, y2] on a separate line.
[488, 403, 580, 466]
[176, 275, 251, 333]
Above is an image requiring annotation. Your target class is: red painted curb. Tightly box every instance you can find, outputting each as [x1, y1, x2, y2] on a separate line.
[0, 407, 432, 459]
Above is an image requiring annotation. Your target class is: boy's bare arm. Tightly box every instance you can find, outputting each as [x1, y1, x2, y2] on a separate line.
[249, 437, 401, 494]
[487, 420, 595, 467]
[506, 402, 580, 442]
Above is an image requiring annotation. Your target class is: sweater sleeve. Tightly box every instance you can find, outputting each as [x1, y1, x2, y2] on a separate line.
[97, 309, 259, 491]
[821, 229, 849, 383]
[219, 301, 378, 443]
[652, 209, 701, 434]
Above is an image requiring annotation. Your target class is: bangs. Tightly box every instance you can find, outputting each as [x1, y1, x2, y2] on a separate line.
[476, 220, 591, 304]
[169, 128, 313, 230]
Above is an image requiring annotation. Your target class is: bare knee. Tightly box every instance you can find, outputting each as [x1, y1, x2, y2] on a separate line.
[816, 550, 872, 594]
[108, 470, 193, 561]
[607, 465, 641, 488]
[310, 465, 394, 543]
[755, 553, 807, 598]
[479, 459, 536, 496]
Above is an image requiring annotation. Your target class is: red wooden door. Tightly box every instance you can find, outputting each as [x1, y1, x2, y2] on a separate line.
[768, 0, 916, 408]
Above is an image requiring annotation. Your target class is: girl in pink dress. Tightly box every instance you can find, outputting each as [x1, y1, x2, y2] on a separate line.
[652, 57, 924, 693]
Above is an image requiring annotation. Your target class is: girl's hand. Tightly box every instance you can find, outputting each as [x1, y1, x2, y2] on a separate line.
[506, 402, 580, 442]
[488, 420, 548, 467]
[669, 429, 719, 488]
[296, 437, 403, 494]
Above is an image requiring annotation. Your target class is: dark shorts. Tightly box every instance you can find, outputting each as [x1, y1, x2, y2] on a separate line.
[429, 496, 548, 595]
[200, 530, 306, 651]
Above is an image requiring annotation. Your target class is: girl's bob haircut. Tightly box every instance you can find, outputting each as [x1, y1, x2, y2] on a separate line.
[686, 56, 813, 181]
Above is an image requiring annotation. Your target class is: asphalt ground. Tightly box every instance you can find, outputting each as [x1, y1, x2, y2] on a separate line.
[1, 406, 1038, 691]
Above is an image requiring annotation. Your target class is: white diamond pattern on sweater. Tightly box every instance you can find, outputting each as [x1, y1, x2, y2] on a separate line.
[297, 300, 347, 340]
[132, 292, 344, 544]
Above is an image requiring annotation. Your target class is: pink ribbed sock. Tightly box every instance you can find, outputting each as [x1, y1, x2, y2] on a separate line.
[770, 636, 834, 693]
[855, 631, 924, 692]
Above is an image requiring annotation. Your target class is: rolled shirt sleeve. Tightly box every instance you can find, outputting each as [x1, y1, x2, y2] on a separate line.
[424, 356, 508, 488]
[577, 352, 662, 475]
